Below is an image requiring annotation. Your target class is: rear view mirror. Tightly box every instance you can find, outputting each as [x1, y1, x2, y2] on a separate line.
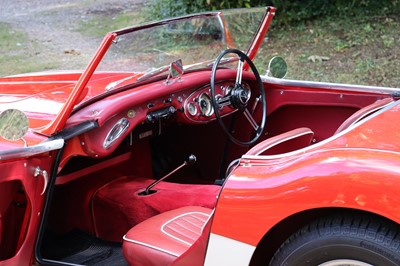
[170, 59, 184, 79]
[166, 59, 184, 84]
[267, 56, 288, 79]
[0, 109, 29, 141]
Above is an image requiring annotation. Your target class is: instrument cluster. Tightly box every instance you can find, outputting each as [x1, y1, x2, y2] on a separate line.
[183, 81, 240, 123]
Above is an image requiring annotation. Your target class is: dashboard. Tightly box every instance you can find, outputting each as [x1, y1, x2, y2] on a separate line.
[67, 70, 254, 159]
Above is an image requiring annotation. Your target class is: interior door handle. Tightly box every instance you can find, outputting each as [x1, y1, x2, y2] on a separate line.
[34, 167, 48, 195]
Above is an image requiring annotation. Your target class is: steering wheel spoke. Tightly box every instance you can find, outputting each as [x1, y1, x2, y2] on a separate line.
[243, 108, 259, 131]
[235, 59, 244, 85]
[210, 48, 267, 146]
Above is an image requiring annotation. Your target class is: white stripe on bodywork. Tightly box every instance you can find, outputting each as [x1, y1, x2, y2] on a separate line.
[204, 233, 256, 266]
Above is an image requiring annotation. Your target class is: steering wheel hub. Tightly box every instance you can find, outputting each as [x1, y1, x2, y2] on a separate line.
[230, 83, 251, 110]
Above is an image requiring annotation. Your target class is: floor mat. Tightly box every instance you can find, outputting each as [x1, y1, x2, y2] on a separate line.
[42, 230, 128, 266]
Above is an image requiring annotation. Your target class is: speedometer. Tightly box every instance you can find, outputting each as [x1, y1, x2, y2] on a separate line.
[198, 93, 213, 117]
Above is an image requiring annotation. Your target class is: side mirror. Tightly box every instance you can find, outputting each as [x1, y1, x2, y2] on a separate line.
[0, 109, 29, 141]
[267, 56, 288, 79]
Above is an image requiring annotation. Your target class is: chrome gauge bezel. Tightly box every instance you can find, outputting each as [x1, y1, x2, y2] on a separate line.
[187, 102, 198, 116]
[184, 81, 242, 123]
[198, 92, 214, 117]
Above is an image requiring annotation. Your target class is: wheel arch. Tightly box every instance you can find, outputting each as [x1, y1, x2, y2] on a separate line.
[249, 207, 400, 265]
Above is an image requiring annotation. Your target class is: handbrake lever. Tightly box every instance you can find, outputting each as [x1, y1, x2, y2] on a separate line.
[140, 154, 196, 195]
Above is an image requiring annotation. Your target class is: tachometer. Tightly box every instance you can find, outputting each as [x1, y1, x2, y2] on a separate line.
[198, 93, 213, 116]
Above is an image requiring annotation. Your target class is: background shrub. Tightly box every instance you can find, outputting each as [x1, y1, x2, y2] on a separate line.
[146, 0, 400, 25]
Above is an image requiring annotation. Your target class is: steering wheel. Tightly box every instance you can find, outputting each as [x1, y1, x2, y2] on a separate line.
[210, 49, 266, 146]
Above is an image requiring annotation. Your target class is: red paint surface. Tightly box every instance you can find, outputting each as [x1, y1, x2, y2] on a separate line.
[212, 102, 400, 246]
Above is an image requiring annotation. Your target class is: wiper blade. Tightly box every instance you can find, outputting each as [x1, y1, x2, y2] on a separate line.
[184, 56, 238, 71]
[206, 56, 238, 67]
[137, 65, 170, 82]
[105, 65, 169, 90]
[105, 74, 141, 91]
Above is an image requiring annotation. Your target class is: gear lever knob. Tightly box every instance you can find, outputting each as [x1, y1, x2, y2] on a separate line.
[186, 154, 197, 165]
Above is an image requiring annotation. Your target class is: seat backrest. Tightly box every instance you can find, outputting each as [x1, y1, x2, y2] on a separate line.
[246, 127, 314, 156]
[335, 98, 393, 134]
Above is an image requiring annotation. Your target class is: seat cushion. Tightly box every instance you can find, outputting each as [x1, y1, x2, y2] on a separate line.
[123, 206, 212, 266]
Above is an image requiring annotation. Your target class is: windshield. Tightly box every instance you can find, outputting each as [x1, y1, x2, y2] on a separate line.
[95, 8, 267, 76]
[34, 7, 272, 136]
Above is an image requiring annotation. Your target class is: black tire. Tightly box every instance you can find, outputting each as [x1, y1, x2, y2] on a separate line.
[270, 214, 400, 266]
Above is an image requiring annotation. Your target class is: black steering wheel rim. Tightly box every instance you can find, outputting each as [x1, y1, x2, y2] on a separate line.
[210, 48, 267, 146]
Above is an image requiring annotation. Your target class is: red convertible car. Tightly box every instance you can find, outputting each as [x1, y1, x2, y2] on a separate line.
[0, 6, 400, 266]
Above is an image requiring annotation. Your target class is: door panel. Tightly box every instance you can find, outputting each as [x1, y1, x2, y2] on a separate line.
[0, 155, 54, 265]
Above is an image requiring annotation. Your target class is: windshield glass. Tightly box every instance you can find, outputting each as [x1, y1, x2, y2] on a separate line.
[95, 8, 266, 76]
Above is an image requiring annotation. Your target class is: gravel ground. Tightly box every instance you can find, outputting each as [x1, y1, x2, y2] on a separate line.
[0, 0, 144, 71]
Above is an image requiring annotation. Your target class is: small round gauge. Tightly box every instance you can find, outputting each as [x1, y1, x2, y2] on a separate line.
[187, 102, 198, 116]
[198, 93, 213, 116]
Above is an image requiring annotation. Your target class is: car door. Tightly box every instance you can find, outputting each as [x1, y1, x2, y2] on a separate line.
[0, 139, 63, 266]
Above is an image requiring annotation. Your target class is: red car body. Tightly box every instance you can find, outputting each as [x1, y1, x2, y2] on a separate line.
[0, 6, 399, 266]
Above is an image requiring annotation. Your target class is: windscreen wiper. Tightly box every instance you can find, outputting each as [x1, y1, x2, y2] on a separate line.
[104, 65, 170, 91]
[105, 74, 141, 91]
[136, 65, 170, 82]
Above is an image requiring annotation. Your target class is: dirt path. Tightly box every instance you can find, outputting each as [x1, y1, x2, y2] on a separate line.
[0, 0, 143, 71]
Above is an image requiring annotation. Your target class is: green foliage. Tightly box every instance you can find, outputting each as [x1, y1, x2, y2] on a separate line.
[145, 0, 252, 20]
[146, 0, 400, 26]
[267, 0, 400, 25]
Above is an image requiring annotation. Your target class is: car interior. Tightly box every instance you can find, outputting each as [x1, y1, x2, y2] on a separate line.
[0, 64, 395, 265]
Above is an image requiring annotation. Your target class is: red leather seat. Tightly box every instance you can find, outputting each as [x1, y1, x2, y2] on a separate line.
[122, 206, 212, 266]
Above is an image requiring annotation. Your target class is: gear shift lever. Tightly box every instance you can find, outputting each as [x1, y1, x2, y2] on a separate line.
[140, 154, 197, 195]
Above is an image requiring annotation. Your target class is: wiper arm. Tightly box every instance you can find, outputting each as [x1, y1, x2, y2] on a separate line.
[105, 74, 140, 91]
[105, 65, 170, 91]
[206, 56, 238, 67]
[184, 56, 238, 71]
[137, 65, 170, 82]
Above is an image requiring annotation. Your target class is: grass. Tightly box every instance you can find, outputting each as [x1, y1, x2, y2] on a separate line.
[0, 23, 60, 76]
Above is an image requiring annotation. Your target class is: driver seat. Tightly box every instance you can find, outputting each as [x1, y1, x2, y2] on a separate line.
[122, 206, 213, 266]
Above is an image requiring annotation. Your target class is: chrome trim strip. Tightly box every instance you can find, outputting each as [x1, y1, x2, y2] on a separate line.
[0, 139, 64, 161]
[261, 76, 400, 94]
